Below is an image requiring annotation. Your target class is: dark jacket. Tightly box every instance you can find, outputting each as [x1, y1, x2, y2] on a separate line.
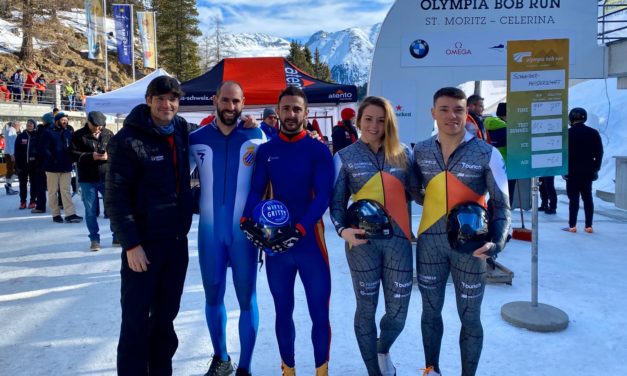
[14, 129, 41, 171]
[468, 111, 486, 140]
[105, 104, 193, 250]
[40, 124, 74, 172]
[71, 124, 114, 183]
[568, 122, 603, 181]
[331, 120, 358, 155]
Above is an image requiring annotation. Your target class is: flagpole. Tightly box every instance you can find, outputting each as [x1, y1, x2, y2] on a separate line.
[103, 0, 109, 89]
[153, 11, 158, 69]
[130, 4, 135, 81]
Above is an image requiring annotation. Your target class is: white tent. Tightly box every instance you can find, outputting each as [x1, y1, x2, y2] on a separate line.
[84, 68, 170, 115]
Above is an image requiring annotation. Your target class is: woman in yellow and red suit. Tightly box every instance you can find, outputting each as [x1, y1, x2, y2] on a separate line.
[330, 96, 421, 376]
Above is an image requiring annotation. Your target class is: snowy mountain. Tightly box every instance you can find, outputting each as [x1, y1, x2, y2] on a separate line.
[216, 32, 291, 58]
[305, 24, 381, 85]
[213, 24, 381, 86]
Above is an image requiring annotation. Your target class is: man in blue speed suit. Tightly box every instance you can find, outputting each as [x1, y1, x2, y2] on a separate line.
[189, 81, 266, 376]
[241, 86, 334, 376]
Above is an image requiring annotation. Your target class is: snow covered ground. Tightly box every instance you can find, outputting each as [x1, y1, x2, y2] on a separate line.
[1, 187, 626, 375]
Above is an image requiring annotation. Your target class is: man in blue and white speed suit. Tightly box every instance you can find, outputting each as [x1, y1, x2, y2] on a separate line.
[189, 81, 265, 376]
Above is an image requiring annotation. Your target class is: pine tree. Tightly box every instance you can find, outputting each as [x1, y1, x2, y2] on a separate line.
[356, 83, 368, 101]
[287, 41, 314, 76]
[153, 0, 201, 81]
[312, 48, 332, 82]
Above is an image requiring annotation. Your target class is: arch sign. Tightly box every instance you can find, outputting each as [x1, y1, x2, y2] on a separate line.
[369, 0, 604, 142]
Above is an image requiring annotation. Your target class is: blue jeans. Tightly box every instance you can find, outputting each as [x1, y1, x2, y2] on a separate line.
[80, 182, 105, 241]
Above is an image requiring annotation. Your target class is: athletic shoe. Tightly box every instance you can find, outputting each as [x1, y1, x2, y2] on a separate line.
[28, 201, 36, 209]
[235, 368, 252, 376]
[378, 352, 396, 376]
[31, 208, 45, 214]
[585, 227, 593, 233]
[281, 362, 295, 376]
[65, 214, 83, 223]
[538, 206, 548, 212]
[204, 355, 234, 376]
[5, 183, 18, 195]
[420, 366, 441, 376]
[562, 227, 576, 233]
[90, 240, 101, 252]
[19, 202, 26, 209]
[544, 209, 556, 214]
[52, 215, 64, 223]
[315, 361, 328, 376]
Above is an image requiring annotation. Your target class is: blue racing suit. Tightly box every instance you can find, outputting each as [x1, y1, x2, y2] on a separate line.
[242, 130, 334, 369]
[189, 120, 266, 371]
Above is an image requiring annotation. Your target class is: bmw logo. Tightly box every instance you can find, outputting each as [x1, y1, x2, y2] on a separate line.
[409, 39, 429, 59]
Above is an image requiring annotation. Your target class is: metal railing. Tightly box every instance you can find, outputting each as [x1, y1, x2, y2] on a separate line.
[599, 0, 627, 44]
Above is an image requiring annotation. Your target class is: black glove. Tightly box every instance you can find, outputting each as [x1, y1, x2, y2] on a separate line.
[268, 226, 303, 253]
[240, 218, 268, 250]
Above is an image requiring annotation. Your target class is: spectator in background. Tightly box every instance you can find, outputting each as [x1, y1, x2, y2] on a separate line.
[35, 74, 47, 103]
[0, 80, 10, 102]
[465, 94, 487, 141]
[73, 81, 84, 111]
[63, 81, 76, 110]
[538, 176, 557, 214]
[563, 107, 604, 233]
[40, 112, 82, 223]
[72, 111, 115, 251]
[14, 119, 41, 209]
[31, 112, 57, 214]
[10, 68, 24, 102]
[0, 68, 8, 83]
[3, 121, 20, 195]
[23, 70, 38, 103]
[332, 107, 358, 155]
[260, 107, 279, 139]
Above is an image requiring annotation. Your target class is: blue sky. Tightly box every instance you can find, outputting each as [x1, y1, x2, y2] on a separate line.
[196, 0, 394, 40]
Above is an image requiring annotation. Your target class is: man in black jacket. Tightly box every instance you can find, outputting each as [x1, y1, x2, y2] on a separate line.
[563, 107, 604, 233]
[14, 119, 42, 209]
[72, 111, 115, 251]
[29, 112, 56, 213]
[40, 112, 82, 223]
[106, 76, 193, 376]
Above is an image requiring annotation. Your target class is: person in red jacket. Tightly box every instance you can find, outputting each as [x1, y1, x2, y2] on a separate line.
[0, 81, 10, 102]
[23, 70, 38, 103]
[332, 107, 358, 154]
[35, 74, 47, 103]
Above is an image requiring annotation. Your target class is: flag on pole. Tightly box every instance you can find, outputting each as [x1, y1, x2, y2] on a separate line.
[137, 11, 157, 69]
[113, 4, 133, 65]
[85, 0, 105, 60]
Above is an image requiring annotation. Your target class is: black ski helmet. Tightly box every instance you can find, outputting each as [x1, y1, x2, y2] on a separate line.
[346, 199, 393, 239]
[252, 199, 292, 256]
[447, 202, 490, 253]
[568, 107, 587, 124]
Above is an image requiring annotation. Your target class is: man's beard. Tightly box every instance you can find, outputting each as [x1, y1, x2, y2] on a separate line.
[280, 117, 304, 134]
[217, 109, 241, 126]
